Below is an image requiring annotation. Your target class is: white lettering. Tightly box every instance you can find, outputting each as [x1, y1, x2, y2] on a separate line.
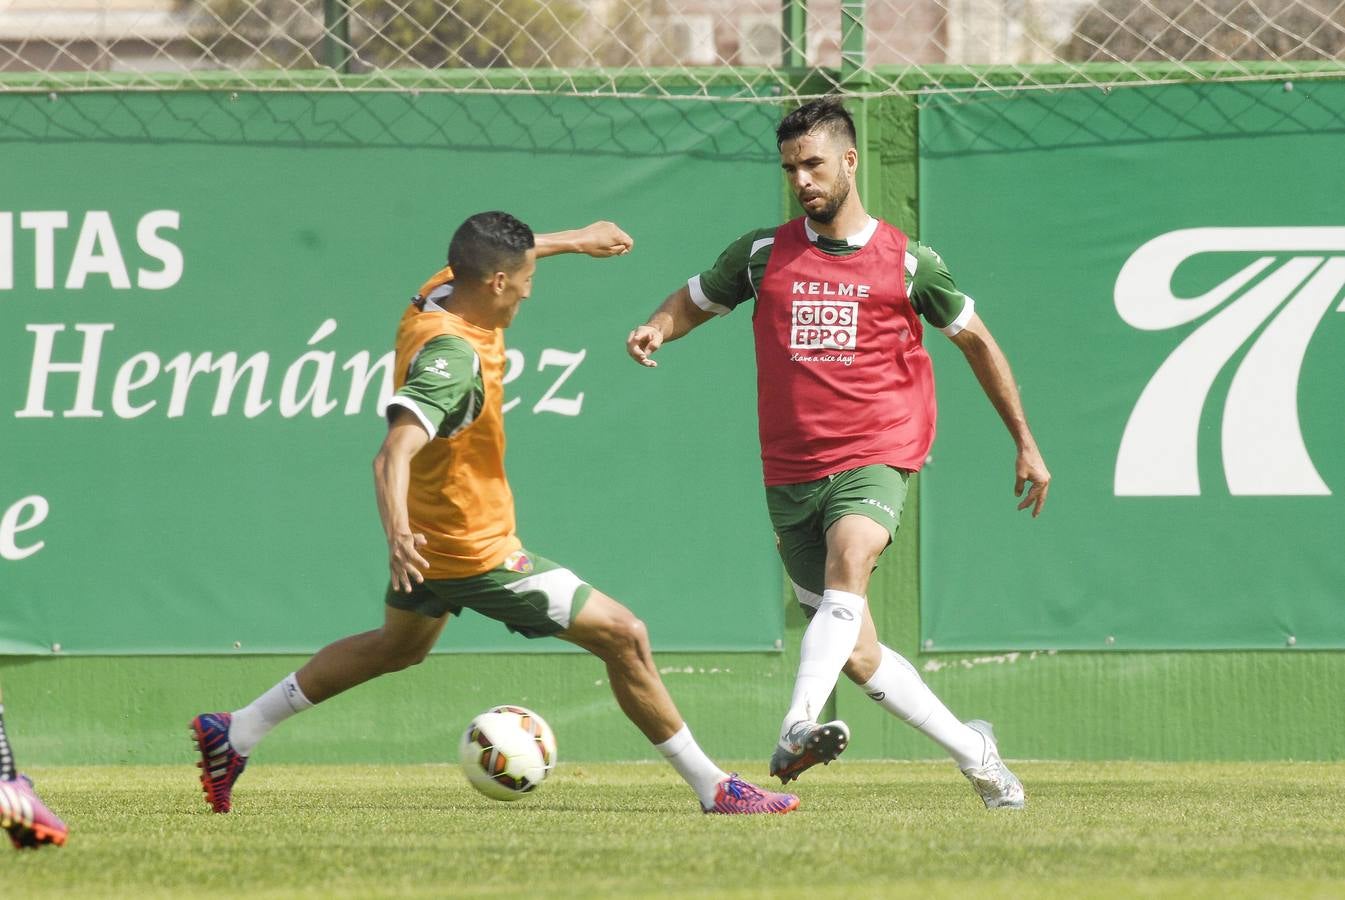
[66, 211, 131, 289]
[20, 211, 69, 290]
[792, 327, 855, 348]
[164, 352, 218, 418]
[12, 320, 470, 421]
[111, 351, 162, 418]
[0, 213, 11, 290]
[860, 497, 896, 517]
[279, 319, 339, 418]
[502, 348, 524, 414]
[136, 210, 183, 290]
[789, 351, 856, 366]
[790, 281, 867, 298]
[1, 209, 182, 291]
[532, 348, 586, 417]
[209, 352, 272, 417]
[790, 300, 859, 350]
[342, 350, 393, 416]
[17, 323, 113, 418]
[0, 495, 49, 561]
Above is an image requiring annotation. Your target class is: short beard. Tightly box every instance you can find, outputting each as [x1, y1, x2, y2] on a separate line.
[805, 172, 851, 226]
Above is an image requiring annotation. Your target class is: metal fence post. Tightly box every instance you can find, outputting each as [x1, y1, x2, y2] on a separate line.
[782, 0, 807, 69]
[841, 0, 868, 86]
[841, 2, 871, 201]
[323, 0, 352, 73]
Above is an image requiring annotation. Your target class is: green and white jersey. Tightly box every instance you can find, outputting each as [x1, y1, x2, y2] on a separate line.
[384, 334, 486, 439]
[689, 217, 976, 335]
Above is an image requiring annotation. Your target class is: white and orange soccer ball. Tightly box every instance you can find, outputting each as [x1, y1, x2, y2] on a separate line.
[458, 705, 557, 801]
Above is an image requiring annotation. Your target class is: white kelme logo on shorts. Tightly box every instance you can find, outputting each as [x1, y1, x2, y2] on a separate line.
[1114, 227, 1345, 496]
[860, 497, 896, 518]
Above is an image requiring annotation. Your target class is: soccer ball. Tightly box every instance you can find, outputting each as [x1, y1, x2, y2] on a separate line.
[458, 705, 557, 801]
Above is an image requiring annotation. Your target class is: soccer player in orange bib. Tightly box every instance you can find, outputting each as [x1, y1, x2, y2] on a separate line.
[628, 97, 1050, 809]
[191, 214, 797, 816]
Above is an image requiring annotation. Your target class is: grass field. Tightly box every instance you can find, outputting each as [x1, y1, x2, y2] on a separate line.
[7, 761, 1345, 898]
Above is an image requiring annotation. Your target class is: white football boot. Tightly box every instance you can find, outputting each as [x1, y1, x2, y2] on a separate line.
[961, 719, 1026, 809]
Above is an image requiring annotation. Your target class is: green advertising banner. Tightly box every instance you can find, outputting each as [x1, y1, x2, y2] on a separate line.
[0, 92, 783, 654]
[919, 81, 1345, 650]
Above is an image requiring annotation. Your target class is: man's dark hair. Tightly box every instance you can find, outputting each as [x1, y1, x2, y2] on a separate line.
[776, 96, 857, 149]
[448, 211, 535, 281]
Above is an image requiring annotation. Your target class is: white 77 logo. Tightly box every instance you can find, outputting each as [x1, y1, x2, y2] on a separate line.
[1114, 227, 1345, 496]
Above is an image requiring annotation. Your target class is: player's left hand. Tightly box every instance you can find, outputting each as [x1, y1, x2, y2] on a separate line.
[1015, 447, 1051, 517]
[574, 221, 634, 257]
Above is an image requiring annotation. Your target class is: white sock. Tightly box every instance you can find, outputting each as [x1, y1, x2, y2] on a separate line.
[780, 589, 866, 746]
[228, 672, 314, 757]
[654, 724, 727, 809]
[859, 645, 985, 769]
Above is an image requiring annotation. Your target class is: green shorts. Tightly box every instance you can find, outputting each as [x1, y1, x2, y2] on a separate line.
[385, 549, 593, 639]
[765, 464, 910, 608]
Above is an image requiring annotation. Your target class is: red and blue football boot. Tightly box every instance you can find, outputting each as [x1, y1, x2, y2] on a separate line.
[191, 712, 247, 813]
[704, 774, 799, 815]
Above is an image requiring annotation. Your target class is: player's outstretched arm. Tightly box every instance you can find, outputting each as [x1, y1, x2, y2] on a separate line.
[535, 221, 634, 259]
[373, 409, 433, 592]
[627, 285, 715, 368]
[948, 314, 1051, 517]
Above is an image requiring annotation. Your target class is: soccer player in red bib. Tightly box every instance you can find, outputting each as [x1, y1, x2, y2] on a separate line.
[627, 97, 1050, 809]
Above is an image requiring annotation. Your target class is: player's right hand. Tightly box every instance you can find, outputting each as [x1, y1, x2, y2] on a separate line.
[575, 221, 634, 258]
[389, 531, 430, 592]
[626, 325, 664, 367]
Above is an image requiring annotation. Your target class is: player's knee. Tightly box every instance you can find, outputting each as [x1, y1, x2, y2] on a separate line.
[376, 637, 433, 673]
[625, 615, 651, 655]
[829, 542, 882, 581]
[596, 610, 649, 663]
[614, 613, 650, 657]
[402, 645, 434, 670]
